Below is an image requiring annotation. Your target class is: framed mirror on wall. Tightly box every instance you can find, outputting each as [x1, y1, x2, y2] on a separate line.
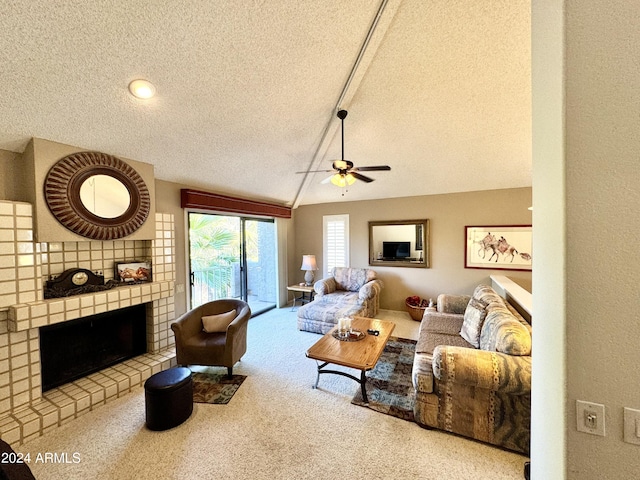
[44, 151, 151, 240]
[369, 219, 430, 268]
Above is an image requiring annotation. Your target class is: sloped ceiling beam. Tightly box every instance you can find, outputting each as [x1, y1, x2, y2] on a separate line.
[292, 0, 403, 209]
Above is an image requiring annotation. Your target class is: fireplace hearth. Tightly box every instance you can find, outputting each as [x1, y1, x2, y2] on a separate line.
[39, 304, 148, 391]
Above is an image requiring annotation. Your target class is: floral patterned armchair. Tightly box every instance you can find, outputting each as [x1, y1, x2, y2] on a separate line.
[296, 267, 383, 334]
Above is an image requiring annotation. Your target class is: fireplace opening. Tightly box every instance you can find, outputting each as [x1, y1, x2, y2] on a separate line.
[40, 304, 148, 392]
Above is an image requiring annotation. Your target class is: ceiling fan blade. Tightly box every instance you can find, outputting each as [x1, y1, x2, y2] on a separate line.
[295, 169, 335, 174]
[352, 165, 391, 172]
[320, 174, 335, 184]
[351, 172, 374, 183]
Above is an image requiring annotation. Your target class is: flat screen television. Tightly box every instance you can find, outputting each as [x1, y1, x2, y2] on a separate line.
[382, 241, 411, 260]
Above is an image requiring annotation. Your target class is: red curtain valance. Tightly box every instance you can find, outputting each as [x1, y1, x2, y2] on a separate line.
[180, 189, 291, 219]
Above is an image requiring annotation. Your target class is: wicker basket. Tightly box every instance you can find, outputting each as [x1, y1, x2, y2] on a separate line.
[405, 301, 427, 321]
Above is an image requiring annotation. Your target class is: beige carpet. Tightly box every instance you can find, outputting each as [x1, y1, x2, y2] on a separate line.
[18, 308, 528, 479]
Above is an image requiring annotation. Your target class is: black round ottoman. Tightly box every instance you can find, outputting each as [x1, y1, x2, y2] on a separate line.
[144, 367, 193, 431]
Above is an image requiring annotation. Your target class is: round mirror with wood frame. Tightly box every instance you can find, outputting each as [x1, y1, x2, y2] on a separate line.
[44, 151, 151, 240]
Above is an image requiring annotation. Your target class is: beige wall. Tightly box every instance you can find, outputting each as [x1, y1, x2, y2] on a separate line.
[533, 1, 640, 478]
[294, 187, 532, 311]
[564, 0, 640, 477]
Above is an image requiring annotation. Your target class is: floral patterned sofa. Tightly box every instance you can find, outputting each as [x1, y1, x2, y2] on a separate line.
[412, 284, 532, 454]
[296, 267, 383, 334]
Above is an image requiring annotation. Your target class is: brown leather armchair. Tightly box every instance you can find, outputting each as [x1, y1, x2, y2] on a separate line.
[171, 299, 251, 377]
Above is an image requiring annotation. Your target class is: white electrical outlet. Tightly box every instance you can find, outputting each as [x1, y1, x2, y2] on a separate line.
[623, 407, 640, 445]
[576, 400, 606, 436]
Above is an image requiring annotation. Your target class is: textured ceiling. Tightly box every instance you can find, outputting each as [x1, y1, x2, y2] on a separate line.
[0, 0, 531, 207]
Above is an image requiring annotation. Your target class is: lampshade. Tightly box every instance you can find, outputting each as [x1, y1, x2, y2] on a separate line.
[301, 254, 317, 286]
[330, 173, 356, 187]
[300, 255, 317, 271]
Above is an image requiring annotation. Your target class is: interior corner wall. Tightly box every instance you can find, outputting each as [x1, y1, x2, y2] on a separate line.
[0, 149, 29, 202]
[293, 187, 532, 311]
[154, 179, 189, 317]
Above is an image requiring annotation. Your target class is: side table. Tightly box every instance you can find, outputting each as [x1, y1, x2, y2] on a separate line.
[287, 284, 315, 310]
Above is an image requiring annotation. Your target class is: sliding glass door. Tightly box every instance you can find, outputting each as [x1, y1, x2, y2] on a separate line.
[188, 213, 276, 315]
[242, 218, 277, 313]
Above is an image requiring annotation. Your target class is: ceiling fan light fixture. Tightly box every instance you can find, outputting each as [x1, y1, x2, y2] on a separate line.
[330, 173, 356, 187]
[332, 160, 352, 170]
[295, 109, 390, 191]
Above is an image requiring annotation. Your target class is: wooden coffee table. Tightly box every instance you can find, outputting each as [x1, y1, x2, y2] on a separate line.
[305, 317, 395, 403]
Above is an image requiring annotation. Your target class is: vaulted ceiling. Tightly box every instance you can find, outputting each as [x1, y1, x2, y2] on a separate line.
[0, 0, 531, 207]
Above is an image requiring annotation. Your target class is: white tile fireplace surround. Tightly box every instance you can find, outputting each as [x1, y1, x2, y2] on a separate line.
[0, 200, 177, 446]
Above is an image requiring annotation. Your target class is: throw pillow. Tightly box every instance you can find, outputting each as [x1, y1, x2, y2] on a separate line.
[202, 309, 237, 333]
[472, 284, 503, 307]
[459, 298, 488, 347]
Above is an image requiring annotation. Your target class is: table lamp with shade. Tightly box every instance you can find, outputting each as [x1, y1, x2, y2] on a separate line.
[300, 255, 318, 286]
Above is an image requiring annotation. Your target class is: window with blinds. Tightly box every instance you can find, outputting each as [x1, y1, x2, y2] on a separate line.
[323, 214, 349, 276]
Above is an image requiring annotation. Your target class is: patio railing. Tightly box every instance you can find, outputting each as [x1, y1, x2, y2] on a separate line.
[191, 265, 240, 307]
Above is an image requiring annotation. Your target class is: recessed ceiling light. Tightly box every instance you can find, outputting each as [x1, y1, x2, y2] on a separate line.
[128, 79, 156, 99]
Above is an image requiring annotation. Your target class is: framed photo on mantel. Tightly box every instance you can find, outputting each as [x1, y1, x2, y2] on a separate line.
[464, 225, 532, 271]
[115, 261, 152, 283]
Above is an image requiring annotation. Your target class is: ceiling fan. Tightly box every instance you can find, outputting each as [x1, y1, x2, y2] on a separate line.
[299, 109, 391, 187]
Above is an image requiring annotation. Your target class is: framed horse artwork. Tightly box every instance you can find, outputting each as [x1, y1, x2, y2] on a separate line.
[465, 225, 532, 271]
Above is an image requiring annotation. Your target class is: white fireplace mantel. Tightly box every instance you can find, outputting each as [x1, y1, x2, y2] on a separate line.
[8, 280, 174, 332]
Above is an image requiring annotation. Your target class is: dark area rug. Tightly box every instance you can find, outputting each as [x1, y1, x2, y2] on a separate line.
[191, 371, 247, 404]
[351, 337, 416, 422]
